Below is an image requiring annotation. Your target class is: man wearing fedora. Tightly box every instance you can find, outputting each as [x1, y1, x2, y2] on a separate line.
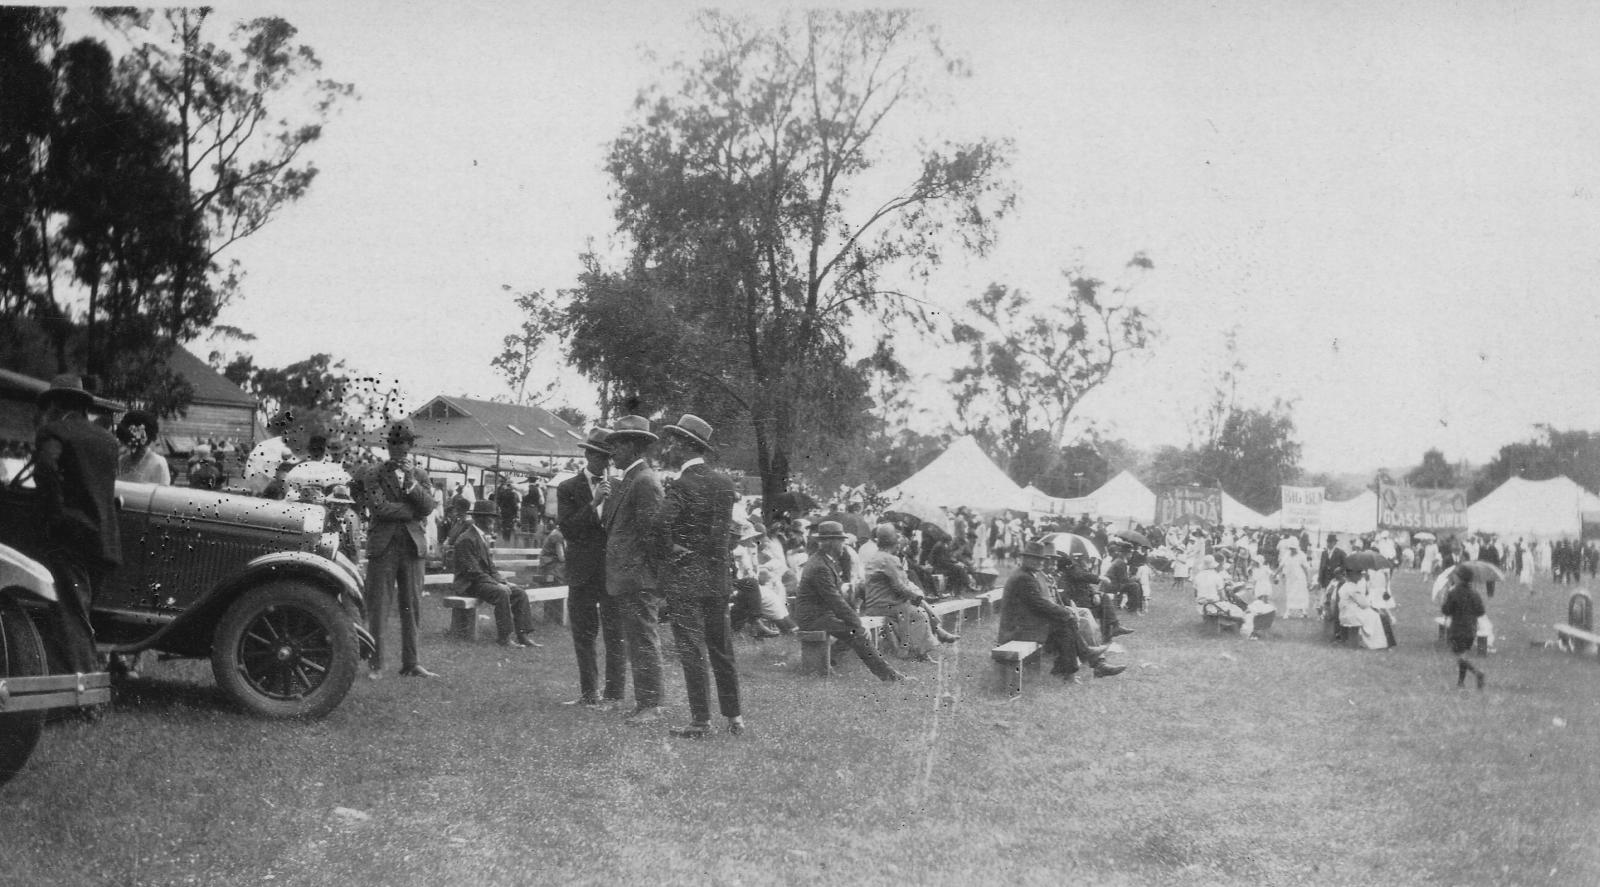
[656, 414, 744, 738]
[452, 500, 540, 648]
[600, 415, 668, 724]
[999, 542, 1125, 682]
[794, 521, 909, 682]
[557, 428, 628, 708]
[353, 419, 439, 679]
[32, 374, 121, 674]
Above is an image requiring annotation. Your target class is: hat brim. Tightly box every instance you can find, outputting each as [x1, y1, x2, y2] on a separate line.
[578, 441, 613, 455]
[606, 430, 658, 443]
[663, 425, 712, 449]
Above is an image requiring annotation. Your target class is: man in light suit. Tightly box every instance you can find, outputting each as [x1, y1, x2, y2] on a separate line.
[557, 427, 627, 707]
[599, 415, 667, 725]
[355, 419, 439, 679]
[657, 414, 744, 738]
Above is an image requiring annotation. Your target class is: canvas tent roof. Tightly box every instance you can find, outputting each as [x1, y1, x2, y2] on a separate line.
[1022, 484, 1097, 517]
[1321, 490, 1378, 535]
[1221, 491, 1272, 527]
[880, 435, 1029, 516]
[1467, 475, 1600, 539]
[1088, 470, 1156, 523]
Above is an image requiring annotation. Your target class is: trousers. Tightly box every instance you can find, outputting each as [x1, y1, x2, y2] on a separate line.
[669, 594, 741, 723]
[568, 591, 628, 701]
[616, 590, 664, 709]
[466, 580, 535, 642]
[366, 535, 423, 672]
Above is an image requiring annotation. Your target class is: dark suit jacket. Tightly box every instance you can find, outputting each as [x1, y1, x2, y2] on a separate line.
[793, 551, 861, 631]
[557, 471, 608, 598]
[353, 461, 436, 559]
[602, 460, 663, 595]
[451, 524, 505, 595]
[997, 567, 1076, 644]
[657, 462, 738, 600]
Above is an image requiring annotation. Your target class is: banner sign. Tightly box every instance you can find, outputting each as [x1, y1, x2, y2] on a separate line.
[1154, 485, 1223, 528]
[1376, 483, 1468, 532]
[1279, 486, 1324, 529]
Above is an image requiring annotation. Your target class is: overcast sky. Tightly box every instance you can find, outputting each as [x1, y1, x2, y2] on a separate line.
[72, 1, 1600, 474]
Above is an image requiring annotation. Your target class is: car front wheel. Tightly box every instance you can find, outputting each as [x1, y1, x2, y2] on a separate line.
[211, 581, 358, 719]
[0, 599, 47, 785]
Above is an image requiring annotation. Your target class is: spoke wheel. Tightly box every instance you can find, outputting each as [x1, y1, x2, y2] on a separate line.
[212, 581, 357, 719]
[0, 599, 47, 786]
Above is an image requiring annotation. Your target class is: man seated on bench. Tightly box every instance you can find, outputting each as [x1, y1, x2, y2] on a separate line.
[1193, 555, 1245, 629]
[861, 524, 959, 661]
[454, 500, 540, 648]
[1000, 541, 1124, 683]
[793, 521, 909, 682]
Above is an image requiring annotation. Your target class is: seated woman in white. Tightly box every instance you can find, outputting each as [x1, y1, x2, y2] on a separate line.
[1337, 568, 1389, 649]
[1193, 555, 1244, 625]
[1242, 591, 1277, 638]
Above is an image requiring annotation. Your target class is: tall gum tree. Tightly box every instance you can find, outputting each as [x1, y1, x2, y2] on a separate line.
[552, 11, 1013, 516]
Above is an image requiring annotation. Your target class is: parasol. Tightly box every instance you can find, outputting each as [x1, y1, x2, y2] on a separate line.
[1413, 531, 1437, 542]
[1115, 529, 1154, 548]
[1343, 550, 1392, 572]
[1431, 560, 1505, 599]
[285, 460, 352, 490]
[1036, 532, 1100, 560]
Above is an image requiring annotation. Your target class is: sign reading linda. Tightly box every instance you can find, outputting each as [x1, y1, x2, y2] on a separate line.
[1280, 485, 1324, 529]
[1376, 483, 1468, 532]
[1154, 485, 1222, 528]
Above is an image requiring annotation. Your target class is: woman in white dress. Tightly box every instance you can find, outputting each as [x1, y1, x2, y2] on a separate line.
[1336, 568, 1389, 649]
[1277, 542, 1312, 618]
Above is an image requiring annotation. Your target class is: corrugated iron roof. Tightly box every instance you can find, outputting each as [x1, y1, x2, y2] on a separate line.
[409, 395, 582, 457]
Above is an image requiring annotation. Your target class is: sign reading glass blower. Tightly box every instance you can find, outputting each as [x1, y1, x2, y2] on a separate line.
[1376, 482, 1468, 533]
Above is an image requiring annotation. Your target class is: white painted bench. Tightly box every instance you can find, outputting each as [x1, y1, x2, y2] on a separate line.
[990, 640, 1042, 696]
[1555, 624, 1600, 656]
[929, 597, 981, 632]
[440, 585, 569, 641]
[976, 588, 1005, 620]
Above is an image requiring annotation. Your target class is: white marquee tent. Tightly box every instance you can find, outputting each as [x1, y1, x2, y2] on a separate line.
[1321, 490, 1379, 536]
[1467, 475, 1600, 539]
[879, 435, 1030, 519]
[1221, 491, 1272, 527]
[1089, 470, 1157, 524]
[1022, 484, 1097, 517]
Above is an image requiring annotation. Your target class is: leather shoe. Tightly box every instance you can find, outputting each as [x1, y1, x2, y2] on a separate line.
[624, 706, 664, 726]
[1112, 626, 1135, 637]
[366, 669, 383, 681]
[1083, 643, 1110, 657]
[933, 627, 960, 644]
[884, 671, 917, 682]
[727, 716, 746, 736]
[516, 632, 543, 648]
[401, 666, 440, 678]
[669, 722, 712, 739]
[563, 696, 601, 706]
[500, 636, 530, 648]
[1093, 663, 1127, 678]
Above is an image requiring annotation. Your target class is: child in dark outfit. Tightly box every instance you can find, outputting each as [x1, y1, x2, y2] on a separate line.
[1440, 565, 1486, 690]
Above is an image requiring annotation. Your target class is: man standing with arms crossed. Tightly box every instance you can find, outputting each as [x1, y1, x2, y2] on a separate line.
[355, 419, 439, 679]
[557, 428, 628, 708]
[599, 415, 667, 725]
[657, 414, 744, 738]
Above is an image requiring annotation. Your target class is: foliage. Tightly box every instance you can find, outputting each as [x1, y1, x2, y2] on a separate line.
[1469, 425, 1600, 503]
[0, 8, 350, 415]
[1146, 401, 1303, 515]
[533, 11, 1013, 517]
[950, 256, 1154, 466]
[491, 285, 562, 406]
[222, 351, 400, 438]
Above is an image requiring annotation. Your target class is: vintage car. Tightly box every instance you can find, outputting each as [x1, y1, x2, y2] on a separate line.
[0, 477, 373, 724]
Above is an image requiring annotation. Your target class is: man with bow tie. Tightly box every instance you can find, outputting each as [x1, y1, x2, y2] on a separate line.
[354, 419, 439, 679]
[556, 427, 628, 707]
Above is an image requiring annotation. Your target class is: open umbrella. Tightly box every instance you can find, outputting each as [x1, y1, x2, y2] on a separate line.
[285, 460, 352, 491]
[1413, 531, 1438, 542]
[1115, 529, 1153, 548]
[1344, 550, 1392, 572]
[1431, 560, 1504, 595]
[1036, 532, 1100, 561]
[881, 511, 923, 532]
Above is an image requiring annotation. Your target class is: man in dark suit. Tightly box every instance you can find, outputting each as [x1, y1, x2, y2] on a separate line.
[556, 428, 627, 707]
[354, 419, 439, 679]
[452, 500, 539, 647]
[999, 541, 1124, 683]
[600, 415, 667, 725]
[657, 414, 744, 738]
[793, 521, 907, 682]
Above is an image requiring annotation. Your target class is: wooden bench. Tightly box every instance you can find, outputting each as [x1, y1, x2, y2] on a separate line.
[1434, 616, 1490, 655]
[797, 630, 834, 676]
[976, 588, 1005, 620]
[990, 640, 1042, 696]
[440, 585, 570, 641]
[1201, 610, 1241, 634]
[929, 598, 981, 632]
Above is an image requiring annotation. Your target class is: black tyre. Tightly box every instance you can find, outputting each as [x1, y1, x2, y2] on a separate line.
[211, 581, 358, 719]
[0, 599, 47, 786]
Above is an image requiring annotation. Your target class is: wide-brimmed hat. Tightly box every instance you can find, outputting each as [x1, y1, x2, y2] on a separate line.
[1019, 541, 1056, 560]
[325, 484, 355, 506]
[386, 419, 417, 444]
[38, 373, 94, 410]
[812, 520, 848, 539]
[663, 413, 714, 449]
[1201, 555, 1219, 570]
[469, 500, 500, 517]
[607, 415, 657, 443]
[578, 427, 614, 455]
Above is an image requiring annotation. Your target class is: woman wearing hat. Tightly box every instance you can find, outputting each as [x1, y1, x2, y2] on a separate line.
[1192, 555, 1245, 628]
[115, 410, 171, 485]
[1276, 538, 1312, 619]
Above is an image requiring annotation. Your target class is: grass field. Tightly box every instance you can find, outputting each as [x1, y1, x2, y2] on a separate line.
[5, 570, 1600, 886]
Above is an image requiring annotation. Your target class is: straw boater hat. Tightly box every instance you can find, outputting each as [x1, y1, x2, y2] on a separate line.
[812, 520, 848, 539]
[606, 415, 657, 443]
[577, 427, 614, 455]
[37, 373, 94, 410]
[663, 413, 714, 450]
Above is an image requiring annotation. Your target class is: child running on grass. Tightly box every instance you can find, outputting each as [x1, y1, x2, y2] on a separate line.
[1440, 565, 1486, 690]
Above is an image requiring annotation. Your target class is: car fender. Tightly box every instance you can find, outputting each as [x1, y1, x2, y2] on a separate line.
[116, 551, 364, 657]
[0, 542, 57, 604]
